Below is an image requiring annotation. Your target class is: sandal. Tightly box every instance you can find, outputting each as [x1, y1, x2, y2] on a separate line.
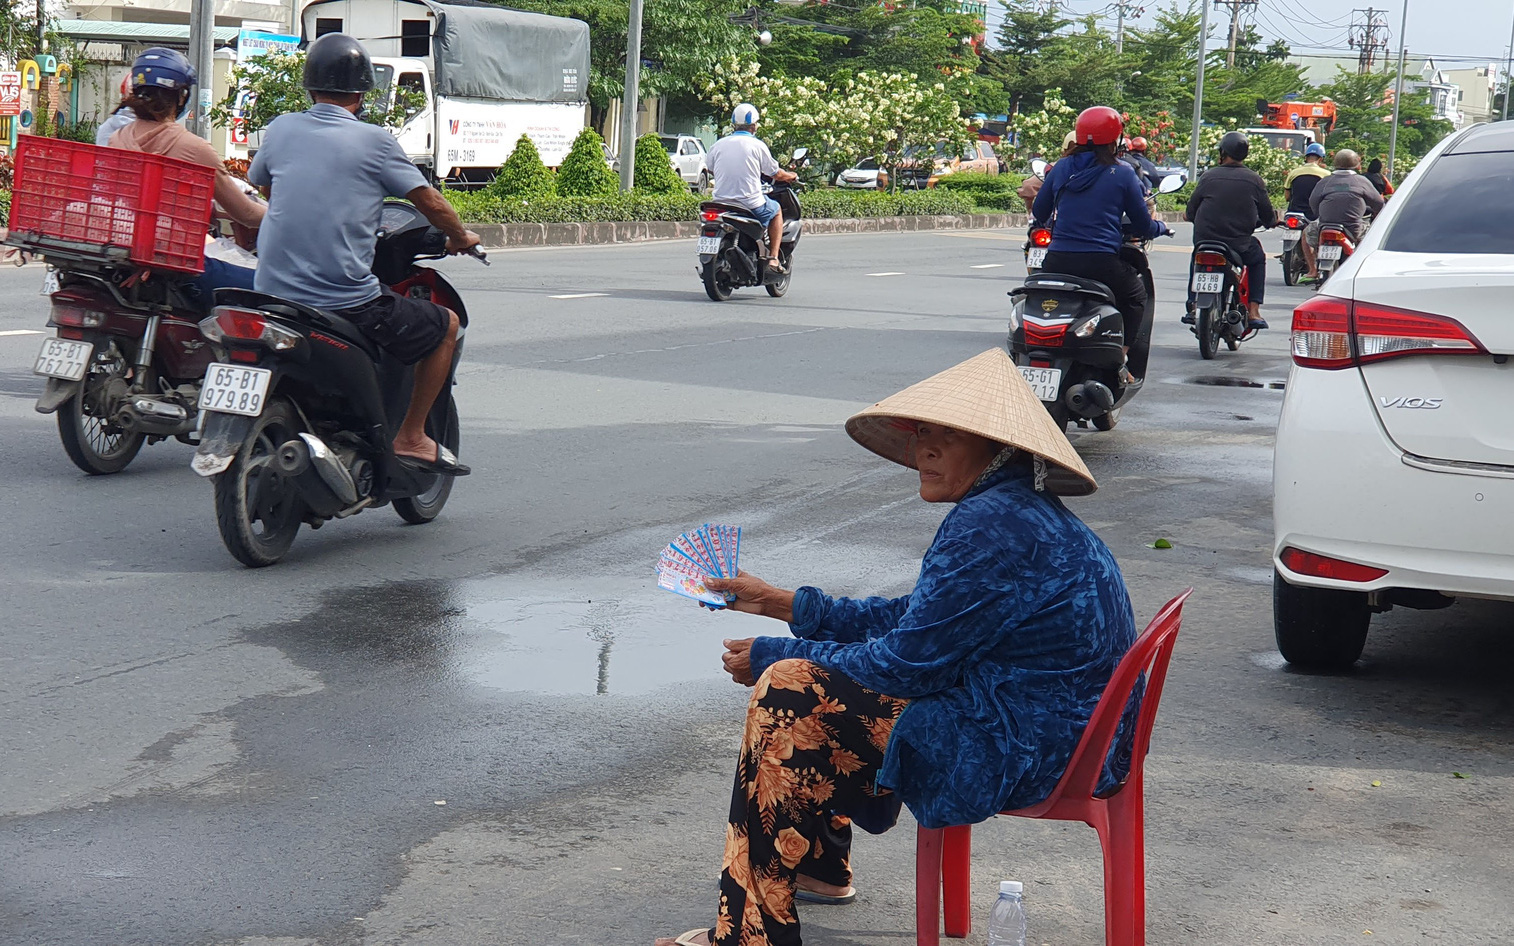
[396, 443, 471, 477]
[674, 929, 713, 946]
[795, 886, 857, 905]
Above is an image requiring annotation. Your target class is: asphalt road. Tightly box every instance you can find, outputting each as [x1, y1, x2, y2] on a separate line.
[1, 227, 1510, 946]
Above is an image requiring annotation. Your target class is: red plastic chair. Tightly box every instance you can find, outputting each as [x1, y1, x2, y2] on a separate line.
[915, 589, 1193, 946]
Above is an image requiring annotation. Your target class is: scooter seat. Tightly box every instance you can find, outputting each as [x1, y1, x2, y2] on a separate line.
[1012, 273, 1117, 306]
[213, 288, 382, 362]
[701, 201, 761, 221]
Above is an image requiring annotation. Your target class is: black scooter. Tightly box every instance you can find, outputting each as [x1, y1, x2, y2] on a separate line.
[1008, 174, 1181, 432]
[191, 200, 486, 567]
[697, 148, 809, 301]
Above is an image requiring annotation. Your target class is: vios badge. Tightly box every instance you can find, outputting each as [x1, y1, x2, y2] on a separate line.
[1379, 396, 1443, 409]
[1041, 299, 1060, 312]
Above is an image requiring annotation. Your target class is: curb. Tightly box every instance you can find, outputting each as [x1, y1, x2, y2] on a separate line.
[469, 212, 1187, 249]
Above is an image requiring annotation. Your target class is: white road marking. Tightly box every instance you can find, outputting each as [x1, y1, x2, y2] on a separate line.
[549, 292, 609, 299]
[0, 329, 43, 337]
[866, 272, 906, 277]
[970, 263, 1005, 269]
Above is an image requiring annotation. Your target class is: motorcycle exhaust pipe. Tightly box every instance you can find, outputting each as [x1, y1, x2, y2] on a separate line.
[1065, 381, 1116, 418]
[273, 438, 348, 518]
[116, 398, 194, 436]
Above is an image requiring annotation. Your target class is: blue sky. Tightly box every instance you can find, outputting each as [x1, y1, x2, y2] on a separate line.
[988, 1, 1513, 67]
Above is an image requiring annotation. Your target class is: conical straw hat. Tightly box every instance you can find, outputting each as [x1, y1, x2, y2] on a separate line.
[845, 348, 1096, 496]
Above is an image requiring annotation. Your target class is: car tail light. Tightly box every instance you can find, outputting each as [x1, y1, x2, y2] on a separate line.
[1030, 228, 1052, 248]
[199, 306, 301, 351]
[1291, 297, 1484, 369]
[1280, 547, 1388, 583]
[1193, 251, 1228, 267]
[1353, 301, 1483, 364]
[1291, 296, 1353, 368]
[701, 209, 722, 222]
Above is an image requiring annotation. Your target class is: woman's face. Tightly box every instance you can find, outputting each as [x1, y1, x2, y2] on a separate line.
[912, 423, 1002, 503]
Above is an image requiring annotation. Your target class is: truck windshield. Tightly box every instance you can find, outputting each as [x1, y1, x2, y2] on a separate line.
[372, 64, 395, 98]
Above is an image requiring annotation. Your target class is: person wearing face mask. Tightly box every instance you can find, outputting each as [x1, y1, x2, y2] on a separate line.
[655, 349, 1137, 946]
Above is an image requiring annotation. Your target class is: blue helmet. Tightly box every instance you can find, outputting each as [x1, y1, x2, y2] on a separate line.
[1304, 142, 1327, 159]
[131, 47, 197, 117]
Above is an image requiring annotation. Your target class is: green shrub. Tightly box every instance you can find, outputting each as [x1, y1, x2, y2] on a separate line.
[633, 133, 688, 195]
[933, 172, 1019, 195]
[554, 127, 620, 197]
[798, 189, 977, 218]
[0, 187, 9, 226]
[490, 135, 556, 199]
[444, 190, 698, 223]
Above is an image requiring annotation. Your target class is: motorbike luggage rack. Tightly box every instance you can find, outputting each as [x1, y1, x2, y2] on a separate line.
[2, 231, 132, 269]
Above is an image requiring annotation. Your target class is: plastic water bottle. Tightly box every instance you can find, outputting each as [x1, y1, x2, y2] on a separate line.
[986, 880, 1027, 946]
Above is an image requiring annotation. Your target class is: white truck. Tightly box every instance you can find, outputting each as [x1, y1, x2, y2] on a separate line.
[301, 0, 590, 184]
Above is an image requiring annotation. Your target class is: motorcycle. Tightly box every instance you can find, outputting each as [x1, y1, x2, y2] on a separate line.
[1278, 211, 1308, 286]
[16, 246, 215, 476]
[1024, 224, 1052, 274]
[697, 149, 809, 302]
[1316, 224, 1355, 282]
[1189, 241, 1261, 360]
[1008, 173, 1183, 432]
[190, 200, 486, 567]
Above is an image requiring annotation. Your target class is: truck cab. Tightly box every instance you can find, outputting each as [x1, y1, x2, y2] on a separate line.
[371, 56, 435, 176]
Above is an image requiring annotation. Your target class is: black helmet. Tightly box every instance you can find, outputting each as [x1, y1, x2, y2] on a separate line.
[1219, 131, 1250, 162]
[303, 33, 374, 94]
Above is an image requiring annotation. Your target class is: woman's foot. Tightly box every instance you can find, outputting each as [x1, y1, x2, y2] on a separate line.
[654, 930, 711, 946]
[796, 873, 857, 904]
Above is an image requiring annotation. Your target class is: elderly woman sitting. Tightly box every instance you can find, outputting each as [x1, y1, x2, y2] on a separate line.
[657, 349, 1139, 946]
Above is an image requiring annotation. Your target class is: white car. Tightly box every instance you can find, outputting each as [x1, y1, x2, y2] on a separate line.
[659, 134, 710, 193]
[836, 158, 887, 190]
[1273, 122, 1514, 670]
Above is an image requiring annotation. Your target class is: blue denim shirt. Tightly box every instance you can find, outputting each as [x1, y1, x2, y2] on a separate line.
[748, 464, 1138, 829]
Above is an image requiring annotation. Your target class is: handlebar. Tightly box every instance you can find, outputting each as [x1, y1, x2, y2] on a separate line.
[464, 245, 490, 266]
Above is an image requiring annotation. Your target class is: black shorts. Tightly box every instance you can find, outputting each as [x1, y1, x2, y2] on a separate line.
[336, 285, 450, 366]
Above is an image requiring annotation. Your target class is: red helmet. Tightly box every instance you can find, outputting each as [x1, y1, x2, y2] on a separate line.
[1074, 106, 1124, 147]
[1130, 136, 1149, 152]
[120, 73, 132, 97]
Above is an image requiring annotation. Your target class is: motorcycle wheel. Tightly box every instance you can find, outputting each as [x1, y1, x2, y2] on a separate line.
[213, 398, 304, 568]
[701, 256, 733, 302]
[1197, 304, 1222, 360]
[57, 377, 144, 476]
[765, 251, 792, 298]
[1282, 247, 1298, 287]
[1092, 407, 1120, 431]
[394, 399, 460, 525]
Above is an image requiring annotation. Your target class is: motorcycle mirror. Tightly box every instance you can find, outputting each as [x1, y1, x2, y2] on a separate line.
[792, 147, 809, 165]
[1158, 173, 1186, 194]
[1029, 158, 1049, 180]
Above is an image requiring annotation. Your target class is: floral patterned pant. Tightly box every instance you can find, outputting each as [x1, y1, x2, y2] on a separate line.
[714, 659, 909, 946]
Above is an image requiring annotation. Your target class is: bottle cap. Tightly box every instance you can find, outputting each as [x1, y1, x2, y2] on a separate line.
[1000, 880, 1023, 895]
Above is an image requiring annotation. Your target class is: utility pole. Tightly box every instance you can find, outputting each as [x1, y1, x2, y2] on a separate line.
[1113, 1, 1143, 55]
[1349, 7, 1389, 74]
[1503, 4, 1514, 120]
[1188, 0, 1211, 182]
[35, 0, 45, 54]
[187, 0, 215, 140]
[616, 0, 644, 191]
[1213, 0, 1257, 70]
[1387, 0, 1408, 176]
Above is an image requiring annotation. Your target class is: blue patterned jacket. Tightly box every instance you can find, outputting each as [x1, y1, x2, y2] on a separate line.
[748, 463, 1138, 829]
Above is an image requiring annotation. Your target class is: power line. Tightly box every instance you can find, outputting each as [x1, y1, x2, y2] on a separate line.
[1348, 6, 1390, 73]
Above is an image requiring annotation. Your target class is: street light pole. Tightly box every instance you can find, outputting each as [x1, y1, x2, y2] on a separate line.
[1387, 0, 1408, 177]
[1188, 0, 1211, 181]
[187, 0, 215, 140]
[617, 0, 645, 192]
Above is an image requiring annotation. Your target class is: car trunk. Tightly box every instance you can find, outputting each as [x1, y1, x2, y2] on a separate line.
[1352, 250, 1514, 467]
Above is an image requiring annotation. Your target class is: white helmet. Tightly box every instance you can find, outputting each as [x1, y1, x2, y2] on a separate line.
[732, 103, 760, 127]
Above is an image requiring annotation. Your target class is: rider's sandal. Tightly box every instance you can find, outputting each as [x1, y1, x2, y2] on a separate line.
[397, 444, 471, 477]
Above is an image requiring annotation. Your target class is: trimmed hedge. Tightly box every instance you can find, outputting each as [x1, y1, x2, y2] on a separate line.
[555, 127, 619, 198]
[445, 187, 981, 224]
[490, 134, 555, 200]
[633, 133, 689, 195]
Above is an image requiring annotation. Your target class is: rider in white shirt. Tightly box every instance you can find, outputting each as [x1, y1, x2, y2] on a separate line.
[706, 103, 798, 274]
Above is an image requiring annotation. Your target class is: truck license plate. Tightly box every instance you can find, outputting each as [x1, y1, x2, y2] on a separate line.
[1318, 245, 1343, 261]
[1026, 248, 1047, 268]
[199, 363, 272, 417]
[1191, 271, 1224, 294]
[33, 337, 92, 381]
[697, 236, 722, 255]
[1018, 366, 1062, 402]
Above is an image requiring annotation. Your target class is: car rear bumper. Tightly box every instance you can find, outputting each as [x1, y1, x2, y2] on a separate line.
[1273, 365, 1514, 601]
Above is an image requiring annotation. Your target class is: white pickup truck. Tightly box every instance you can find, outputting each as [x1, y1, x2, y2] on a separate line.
[303, 0, 590, 184]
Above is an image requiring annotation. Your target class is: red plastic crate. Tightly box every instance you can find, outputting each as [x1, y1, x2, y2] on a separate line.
[8, 136, 215, 274]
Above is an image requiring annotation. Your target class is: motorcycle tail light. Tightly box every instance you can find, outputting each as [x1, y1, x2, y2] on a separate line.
[1286, 216, 1306, 230]
[50, 304, 105, 328]
[1320, 229, 1350, 245]
[1280, 547, 1387, 583]
[1030, 228, 1052, 248]
[701, 209, 722, 222]
[201, 306, 302, 351]
[1024, 321, 1068, 347]
[1193, 251, 1228, 267]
